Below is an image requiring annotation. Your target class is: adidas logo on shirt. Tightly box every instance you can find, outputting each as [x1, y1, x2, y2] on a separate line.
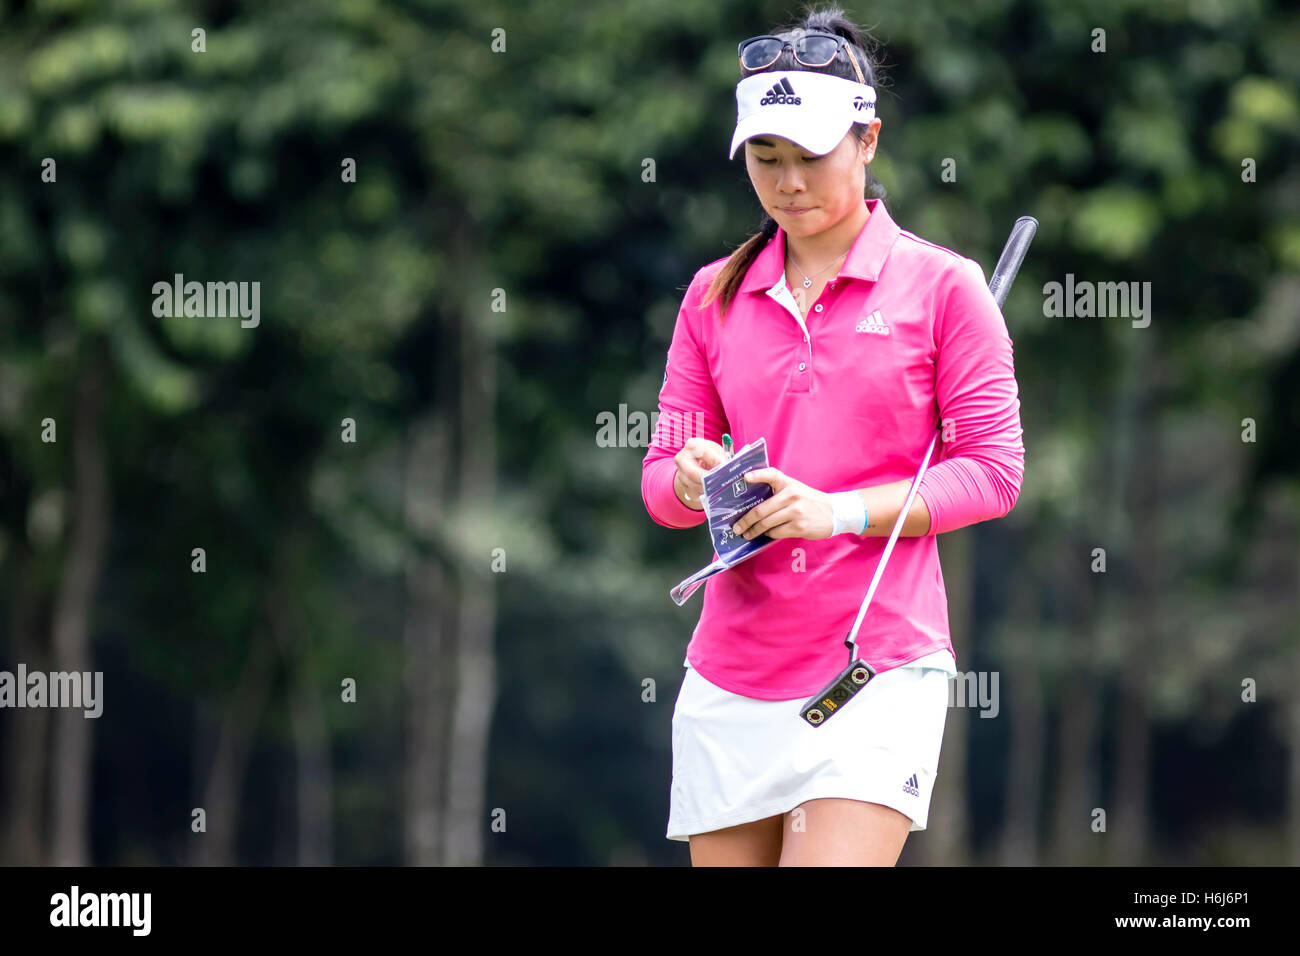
[855, 310, 891, 335]
[759, 77, 801, 106]
[902, 773, 919, 797]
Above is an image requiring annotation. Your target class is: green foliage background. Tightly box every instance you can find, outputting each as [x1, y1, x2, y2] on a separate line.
[0, 0, 1297, 865]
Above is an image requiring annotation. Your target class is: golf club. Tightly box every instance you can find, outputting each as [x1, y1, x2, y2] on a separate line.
[799, 215, 1039, 727]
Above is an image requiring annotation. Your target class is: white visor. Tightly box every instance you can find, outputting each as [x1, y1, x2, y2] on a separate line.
[729, 70, 876, 160]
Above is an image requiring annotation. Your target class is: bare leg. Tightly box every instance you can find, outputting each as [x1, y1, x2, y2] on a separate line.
[688, 813, 785, 866]
[779, 798, 912, 866]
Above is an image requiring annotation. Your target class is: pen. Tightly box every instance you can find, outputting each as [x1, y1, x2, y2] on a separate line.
[722, 433, 733, 459]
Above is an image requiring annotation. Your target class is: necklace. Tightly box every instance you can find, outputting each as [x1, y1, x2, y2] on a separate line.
[787, 246, 849, 316]
[788, 244, 851, 289]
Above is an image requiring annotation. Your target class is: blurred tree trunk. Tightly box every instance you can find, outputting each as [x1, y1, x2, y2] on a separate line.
[49, 354, 110, 866]
[442, 302, 498, 867]
[267, 530, 333, 866]
[1049, 408, 1119, 866]
[997, 563, 1044, 866]
[919, 527, 973, 864]
[1289, 670, 1300, 865]
[287, 656, 333, 865]
[403, 411, 452, 865]
[2, 548, 49, 865]
[1049, 529, 1101, 865]
[1289, 504, 1300, 867]
[404, 215, 499, 867]
[190, 636, 275, 866]
[1111, 338, 1161, 865]
[1052, 316, 1144, 864]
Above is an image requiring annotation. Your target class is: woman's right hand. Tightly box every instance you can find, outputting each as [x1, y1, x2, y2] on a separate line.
[673, 437, 729, 511]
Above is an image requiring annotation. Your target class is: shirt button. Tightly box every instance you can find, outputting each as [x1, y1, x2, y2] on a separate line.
[814, 304, 823, 312]
[798, 362, 806, 370]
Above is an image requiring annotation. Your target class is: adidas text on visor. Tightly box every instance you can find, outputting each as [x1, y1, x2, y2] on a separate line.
[730, 70, 876, 160]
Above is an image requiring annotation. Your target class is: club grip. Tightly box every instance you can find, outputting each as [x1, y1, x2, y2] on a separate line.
[988, 216, 1038, 309]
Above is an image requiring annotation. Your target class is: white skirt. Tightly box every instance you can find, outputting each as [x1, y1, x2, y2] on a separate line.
[667, 658, 951, 841]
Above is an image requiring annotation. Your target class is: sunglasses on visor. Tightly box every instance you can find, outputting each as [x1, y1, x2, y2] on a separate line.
[737, 32, 867, 85]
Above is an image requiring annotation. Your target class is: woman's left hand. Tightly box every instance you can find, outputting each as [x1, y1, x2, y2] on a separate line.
[730, 468, 834, 541]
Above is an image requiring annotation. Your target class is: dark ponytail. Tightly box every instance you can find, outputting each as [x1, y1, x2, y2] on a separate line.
[700, 3, 890, 322]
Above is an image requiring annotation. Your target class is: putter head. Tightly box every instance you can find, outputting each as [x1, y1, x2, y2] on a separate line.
[799, 660, 875, 727]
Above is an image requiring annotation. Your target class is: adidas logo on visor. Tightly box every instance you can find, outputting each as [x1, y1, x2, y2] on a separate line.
[759, 77, 801, 106]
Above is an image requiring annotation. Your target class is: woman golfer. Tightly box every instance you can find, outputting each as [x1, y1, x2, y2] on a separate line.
[640, 5, 1025, 866]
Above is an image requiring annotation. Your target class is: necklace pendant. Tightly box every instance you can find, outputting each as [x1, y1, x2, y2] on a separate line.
[802, 277, 812, 288]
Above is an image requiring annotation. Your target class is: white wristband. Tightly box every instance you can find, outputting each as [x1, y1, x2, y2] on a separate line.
[829, 491, 868, 536]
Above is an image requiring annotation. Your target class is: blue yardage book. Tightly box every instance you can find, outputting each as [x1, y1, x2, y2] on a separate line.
[670, 437, 777, 606]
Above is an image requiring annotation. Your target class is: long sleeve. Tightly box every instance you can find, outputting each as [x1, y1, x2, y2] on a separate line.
[641, 270, 730, 529]
[915, 256, 1025, 535]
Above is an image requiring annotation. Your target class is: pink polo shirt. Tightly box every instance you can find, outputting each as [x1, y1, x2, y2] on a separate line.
[641, 197, 1025, 699]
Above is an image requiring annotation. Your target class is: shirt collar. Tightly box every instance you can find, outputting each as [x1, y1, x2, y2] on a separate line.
[739, 197, 900, 294]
